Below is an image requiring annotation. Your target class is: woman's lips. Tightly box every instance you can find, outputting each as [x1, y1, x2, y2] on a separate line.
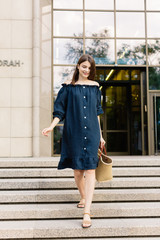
[83, 72, 89, 75]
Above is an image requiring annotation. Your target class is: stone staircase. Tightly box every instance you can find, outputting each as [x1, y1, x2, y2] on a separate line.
[0, 156, 160, 239]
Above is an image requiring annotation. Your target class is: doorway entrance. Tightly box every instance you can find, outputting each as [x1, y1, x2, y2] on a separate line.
[149, 93, 160, 155]
[96, 67, 147, 155]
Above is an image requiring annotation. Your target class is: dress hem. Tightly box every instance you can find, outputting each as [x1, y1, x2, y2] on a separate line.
[57, 155, 99, 170]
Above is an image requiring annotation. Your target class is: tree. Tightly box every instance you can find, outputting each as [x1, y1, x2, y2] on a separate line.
[65, 29, 114, 64]
[61, 32, 160, 90]
[117, 43, 146, 65]
[149, 67, 160, 90]
[117, 40, 160, 65]
[148, 40, 160, 65]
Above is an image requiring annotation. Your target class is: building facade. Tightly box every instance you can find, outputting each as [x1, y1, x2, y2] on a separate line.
[0, 0, 160, 157]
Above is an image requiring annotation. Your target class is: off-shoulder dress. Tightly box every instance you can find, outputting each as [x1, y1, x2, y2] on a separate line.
[53, 83, 103, 170]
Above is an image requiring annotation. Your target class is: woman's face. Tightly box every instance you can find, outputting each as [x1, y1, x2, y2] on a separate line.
[78, 61, 91, 79]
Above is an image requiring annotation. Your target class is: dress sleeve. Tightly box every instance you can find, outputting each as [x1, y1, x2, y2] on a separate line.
[53, 85, 68, 121]
[97, 88, 104, 116]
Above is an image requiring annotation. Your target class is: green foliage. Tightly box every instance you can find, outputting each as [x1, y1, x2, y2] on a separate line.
[65, 29, 114, 64]
[149, 67, 160, 90]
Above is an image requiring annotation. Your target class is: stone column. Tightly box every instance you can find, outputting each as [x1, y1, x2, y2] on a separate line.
[32, 0, 52, 156]
[0, 0, 33, 157]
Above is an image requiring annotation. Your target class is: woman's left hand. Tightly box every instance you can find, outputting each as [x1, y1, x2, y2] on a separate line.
[100, 137, 106, 149]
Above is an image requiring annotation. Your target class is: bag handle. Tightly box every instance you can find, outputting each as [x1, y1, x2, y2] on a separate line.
[99, 144, 107, 158]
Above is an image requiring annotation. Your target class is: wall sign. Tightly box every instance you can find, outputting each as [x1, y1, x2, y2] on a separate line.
[0, 60, 24, 67]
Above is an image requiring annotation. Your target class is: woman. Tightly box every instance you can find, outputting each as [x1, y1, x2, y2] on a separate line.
[42, 54, 105, 228]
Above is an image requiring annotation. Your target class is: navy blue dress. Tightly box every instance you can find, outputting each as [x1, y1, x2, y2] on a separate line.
[53, 83, 103, 170]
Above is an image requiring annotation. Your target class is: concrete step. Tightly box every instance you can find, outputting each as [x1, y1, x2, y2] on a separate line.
[0, 177, 160, 190]
[0, 189, 159, 203]
[59, 239, 160, 240]
[0, 218, 159, 239]
[0, 156, 160, 168]
[0, 167, 160, 178]
[0, 202, 159, 220]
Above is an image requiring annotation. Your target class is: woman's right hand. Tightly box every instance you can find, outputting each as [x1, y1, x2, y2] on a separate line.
[42, 127, 53, 137]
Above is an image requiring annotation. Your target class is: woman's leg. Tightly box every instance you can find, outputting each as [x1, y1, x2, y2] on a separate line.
[74, 170, 85, 203]
[83, 169, 95, 227]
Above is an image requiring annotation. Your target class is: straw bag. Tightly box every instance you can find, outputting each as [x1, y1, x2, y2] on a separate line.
[96, 145, 113, 182]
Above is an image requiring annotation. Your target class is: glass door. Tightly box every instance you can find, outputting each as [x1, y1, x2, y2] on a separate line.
[104, 85, 129, 155]
[150, 93, 160, 155]
[102, 83, 142, 155]
[97, 67, 147, 155]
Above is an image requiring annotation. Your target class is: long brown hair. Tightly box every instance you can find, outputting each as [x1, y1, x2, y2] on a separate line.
[71, 54, 96, 84]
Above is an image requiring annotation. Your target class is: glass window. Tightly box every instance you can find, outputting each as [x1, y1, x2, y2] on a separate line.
[54, 38, 83, 64]
[106, 86, 128, 130]
[85, 39, 115, 64]
[105, 69, 115, 81]
[54, 126, 63, 154]
[117, 40, 146, 65]
[53, 0, 83, 9]
[53, 11, 83, 36]
[147, 13, 160, 38]
[148, 40, 160, 65]
[149, 67, 160, 90]
[146, 0, 160, 10]
[116, 13, 145, 38]
[53, 66, 75, 94]
[130, 106, 142, 155]
[85, 0, 114, 10]
[116, 0, 144, 10]
[85, 12, 114, 37]
[112, 70, 130, 80]
[95, 69, 105, 81]
[131, 70, 141, 80]
[131, 85, 141, 106]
